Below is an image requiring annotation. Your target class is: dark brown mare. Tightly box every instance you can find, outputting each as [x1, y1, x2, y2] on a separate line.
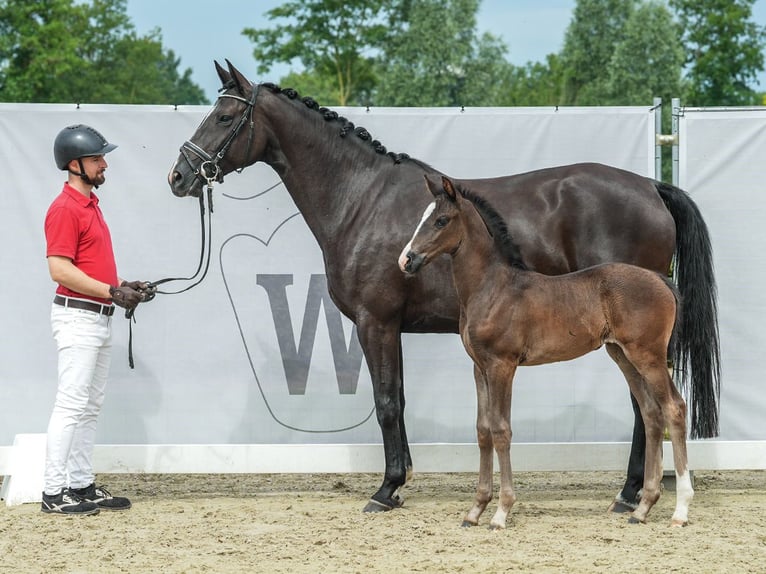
[167, 61, 718, 513]
[399, 175, 693, 529]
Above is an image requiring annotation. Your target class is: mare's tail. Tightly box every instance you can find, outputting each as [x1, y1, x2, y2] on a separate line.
[655, 181, 720, 438]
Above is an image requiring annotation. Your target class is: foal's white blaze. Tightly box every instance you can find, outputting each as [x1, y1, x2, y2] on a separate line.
[671, 470, 694, 526]
[398, 202, 436, 271]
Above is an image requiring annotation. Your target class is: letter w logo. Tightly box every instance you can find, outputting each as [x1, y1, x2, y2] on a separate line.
[256, 274, 364, 395]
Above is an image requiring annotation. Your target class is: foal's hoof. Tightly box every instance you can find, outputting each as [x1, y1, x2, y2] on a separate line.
[670, 519, 689, 528]
[460, 520, 477, 528]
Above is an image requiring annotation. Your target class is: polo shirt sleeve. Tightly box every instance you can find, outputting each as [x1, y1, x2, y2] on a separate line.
[45, 205, 79, 260]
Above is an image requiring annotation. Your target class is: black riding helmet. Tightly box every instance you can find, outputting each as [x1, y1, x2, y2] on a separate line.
[53, 124, 117, 185]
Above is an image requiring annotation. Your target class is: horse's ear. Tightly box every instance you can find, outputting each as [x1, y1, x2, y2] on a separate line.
[215, 60, 231, 87]
[424, 174, 442, 198]
[441, 176, 458, 201]
[226, 59, 250, 95]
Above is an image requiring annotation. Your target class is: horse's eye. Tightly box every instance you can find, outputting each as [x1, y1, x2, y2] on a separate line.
[218, 115, 234, 125]
[435, 216, 449, 229]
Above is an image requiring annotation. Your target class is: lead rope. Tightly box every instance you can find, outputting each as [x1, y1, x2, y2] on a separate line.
[125, 173, 217, 368]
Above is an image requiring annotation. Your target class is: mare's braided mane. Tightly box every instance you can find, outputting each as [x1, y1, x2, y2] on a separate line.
[262, 82, 413, 165]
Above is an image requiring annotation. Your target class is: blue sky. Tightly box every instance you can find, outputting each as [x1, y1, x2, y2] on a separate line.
[125, 0, 766, 103]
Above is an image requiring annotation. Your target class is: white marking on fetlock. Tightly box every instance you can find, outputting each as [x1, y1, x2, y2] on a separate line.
[671, 470, 694, 525]
[489, 508, 508, 530]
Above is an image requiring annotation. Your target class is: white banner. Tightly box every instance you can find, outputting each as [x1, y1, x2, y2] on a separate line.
[1, 102, 657, 447]
[679, 107, 766, 441]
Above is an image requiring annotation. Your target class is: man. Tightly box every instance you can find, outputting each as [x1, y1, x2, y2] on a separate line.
[42, 124, 151, 515]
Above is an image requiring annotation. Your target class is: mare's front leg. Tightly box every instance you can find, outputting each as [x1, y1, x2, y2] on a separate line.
[357, 319, 409, 512]
[462, 365, 493, 527]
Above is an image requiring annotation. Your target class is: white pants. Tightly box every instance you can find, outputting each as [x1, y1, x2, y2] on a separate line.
[44, 303, 112, 495]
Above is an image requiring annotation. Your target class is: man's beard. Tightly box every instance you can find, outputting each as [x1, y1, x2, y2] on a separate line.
[91, 171, 106, 186]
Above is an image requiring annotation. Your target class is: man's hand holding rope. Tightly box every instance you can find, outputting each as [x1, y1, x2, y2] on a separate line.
[109, 280, 157, 312]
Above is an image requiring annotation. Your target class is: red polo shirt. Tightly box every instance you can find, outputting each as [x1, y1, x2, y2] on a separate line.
[45, 183, 118, 304]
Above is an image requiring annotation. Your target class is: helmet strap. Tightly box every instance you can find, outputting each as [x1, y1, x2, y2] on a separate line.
[72, 158, 98, 189]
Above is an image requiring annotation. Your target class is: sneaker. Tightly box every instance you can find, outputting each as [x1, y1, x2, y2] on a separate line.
[41, 490, 100, 516]
[70, 484, 131, 511]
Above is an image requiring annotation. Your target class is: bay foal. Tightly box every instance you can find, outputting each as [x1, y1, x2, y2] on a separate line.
[398, 175, 693, 529]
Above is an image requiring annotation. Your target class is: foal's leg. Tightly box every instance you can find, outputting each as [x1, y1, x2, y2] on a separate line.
[627, 387, 664, 524]
[614, 393, 646, 511]
[661, 374, 694, 526]
[487, 361, 518, 530]
[605, 344, 663, 523]
[463, 365, 493, 527]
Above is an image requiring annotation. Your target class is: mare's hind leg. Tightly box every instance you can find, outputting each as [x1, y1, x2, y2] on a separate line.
[463, 365, 494, 527]
[605, 344, 663, 523]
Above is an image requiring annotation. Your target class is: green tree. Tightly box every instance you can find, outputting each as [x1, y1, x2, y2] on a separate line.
[374, 0, 513, 106]
[0, 0, 207, 104]
[670, 0, 766, 105]
[276, 70, 343, 106]
[243, 0, 392, 105]
[497, 54, 566, 107]
[560, 0, 635, 105]
[606, 1, 684, 105]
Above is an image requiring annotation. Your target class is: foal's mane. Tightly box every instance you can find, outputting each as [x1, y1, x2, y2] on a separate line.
[456, 184, 528, 270]
[261, 82, 432, 169]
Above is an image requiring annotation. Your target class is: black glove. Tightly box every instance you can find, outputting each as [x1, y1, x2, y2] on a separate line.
[120, 280, 157, 302]
[109, 284, 143, 310]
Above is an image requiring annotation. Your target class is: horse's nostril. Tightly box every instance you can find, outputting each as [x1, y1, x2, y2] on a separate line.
[172, 171, 183, 183]
[404, 252, 416, 274]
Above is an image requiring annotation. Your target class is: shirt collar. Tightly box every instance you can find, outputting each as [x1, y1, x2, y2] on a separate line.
[62, 182, 99, 207]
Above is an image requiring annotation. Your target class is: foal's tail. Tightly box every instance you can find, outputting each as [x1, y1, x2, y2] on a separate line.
[655, 181, 720, 439]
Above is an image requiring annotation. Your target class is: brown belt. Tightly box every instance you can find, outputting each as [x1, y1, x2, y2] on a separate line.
[53, 295, 115, 317]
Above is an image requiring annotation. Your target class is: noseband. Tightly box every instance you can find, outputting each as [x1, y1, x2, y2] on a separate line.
[179, 83, 260, 187]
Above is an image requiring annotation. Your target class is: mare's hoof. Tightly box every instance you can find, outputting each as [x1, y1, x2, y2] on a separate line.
[460, 520, 476, 528]
[609, 500, 638, 514]
[363, 499, 394, 513]
[608, 492, 639, 514]
[627, 516, 644, 525]
[488, 524, 506, 531]
[363, 494, 403, 513]
[670, 519, 689, 528]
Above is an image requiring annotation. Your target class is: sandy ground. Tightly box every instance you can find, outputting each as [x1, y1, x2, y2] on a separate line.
[1, 470, 764, 573]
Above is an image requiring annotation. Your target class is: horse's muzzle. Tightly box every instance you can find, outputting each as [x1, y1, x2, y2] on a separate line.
[399, 250, 425, 275]
[168, 162, 202, 198]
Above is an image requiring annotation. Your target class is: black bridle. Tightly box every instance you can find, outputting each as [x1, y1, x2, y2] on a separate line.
[124, 84, 259, 368]
[152, 83, 260, 296]
[178, 84, 259, 191]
